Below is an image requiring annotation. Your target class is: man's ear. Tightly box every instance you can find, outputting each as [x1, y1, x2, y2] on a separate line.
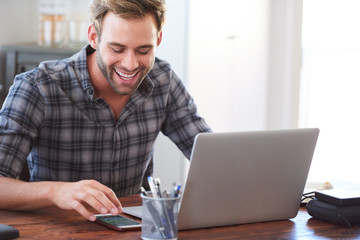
[88, 24, 98, 49]
[157, 31, 163, 46]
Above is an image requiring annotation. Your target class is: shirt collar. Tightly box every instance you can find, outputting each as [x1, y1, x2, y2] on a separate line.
[73, 44, 95, 98]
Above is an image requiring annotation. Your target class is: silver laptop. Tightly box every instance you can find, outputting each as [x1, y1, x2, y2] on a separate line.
[123, 128, 319, 230]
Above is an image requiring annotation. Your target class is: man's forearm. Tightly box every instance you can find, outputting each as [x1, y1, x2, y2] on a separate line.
[0, 176, 54, 210]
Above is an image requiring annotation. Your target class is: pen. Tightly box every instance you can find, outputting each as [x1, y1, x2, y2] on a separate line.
[154, 178, 164, 198]
[175, 185, 181, 197]
[140, 186, 148, 196]
[147, 176, 159, 198]
[171, 183, 181, 197]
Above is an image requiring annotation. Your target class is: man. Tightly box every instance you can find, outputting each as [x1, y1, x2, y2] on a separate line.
[0, 0, 210, 222]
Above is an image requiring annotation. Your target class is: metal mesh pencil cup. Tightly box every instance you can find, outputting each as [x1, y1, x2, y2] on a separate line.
[141, 192, 181, 240]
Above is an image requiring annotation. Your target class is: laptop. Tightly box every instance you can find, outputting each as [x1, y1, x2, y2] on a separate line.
[123, 128, 319, 230]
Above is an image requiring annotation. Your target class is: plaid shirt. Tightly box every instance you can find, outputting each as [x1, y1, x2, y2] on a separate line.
[0, 45, 211, 196]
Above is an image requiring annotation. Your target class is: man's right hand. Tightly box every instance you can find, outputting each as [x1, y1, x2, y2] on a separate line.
[50, 180, 123, 221]
[0, 177, 122, 221]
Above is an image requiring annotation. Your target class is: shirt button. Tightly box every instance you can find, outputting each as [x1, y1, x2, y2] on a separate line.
[88, 89, 94, 95]
[112, 161, 118, 167]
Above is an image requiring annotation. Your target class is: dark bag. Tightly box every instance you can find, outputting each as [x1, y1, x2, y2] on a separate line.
[306, 199, 360, 227]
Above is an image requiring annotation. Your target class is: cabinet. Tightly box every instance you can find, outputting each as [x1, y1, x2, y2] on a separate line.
[1, 43, 82, 105]
[0, 43, 82, 180]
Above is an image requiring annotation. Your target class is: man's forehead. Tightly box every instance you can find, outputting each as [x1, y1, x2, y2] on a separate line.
[100, 12, 159, 45]
[102, 12, 158, 31]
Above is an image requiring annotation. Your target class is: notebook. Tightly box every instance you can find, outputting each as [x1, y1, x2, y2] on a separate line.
[123, 128, 319, 230]
[315, 189, 360, 206]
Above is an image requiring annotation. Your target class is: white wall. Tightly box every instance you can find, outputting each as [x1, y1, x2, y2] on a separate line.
[0, 0, 38, 96]
[188, 0, 303, 132]
[0, 0, 38, 44]
[188, 0, 270, 132]
[267, 0, 303, 130]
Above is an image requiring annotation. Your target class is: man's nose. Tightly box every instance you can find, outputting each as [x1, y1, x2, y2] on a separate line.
[122, 51, 139, 71]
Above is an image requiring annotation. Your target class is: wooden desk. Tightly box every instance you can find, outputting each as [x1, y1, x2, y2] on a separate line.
[1, 195, 360, 240]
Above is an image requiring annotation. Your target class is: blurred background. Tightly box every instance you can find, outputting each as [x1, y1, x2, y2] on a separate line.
[1, 0, 360, 190]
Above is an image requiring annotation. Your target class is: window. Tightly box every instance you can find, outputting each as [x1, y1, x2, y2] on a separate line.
[300, 0, 360, 184]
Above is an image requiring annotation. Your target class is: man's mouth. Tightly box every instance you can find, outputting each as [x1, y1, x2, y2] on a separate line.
[114, 68, 137, 81]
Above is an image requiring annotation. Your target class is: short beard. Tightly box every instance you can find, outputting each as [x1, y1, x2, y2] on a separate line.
[95, 46, 129, 95]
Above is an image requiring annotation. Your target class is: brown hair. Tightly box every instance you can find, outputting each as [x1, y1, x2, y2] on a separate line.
[89, 0, 166, 36]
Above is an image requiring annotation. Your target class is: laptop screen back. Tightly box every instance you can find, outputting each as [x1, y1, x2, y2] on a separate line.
[177, 128, 319, 230]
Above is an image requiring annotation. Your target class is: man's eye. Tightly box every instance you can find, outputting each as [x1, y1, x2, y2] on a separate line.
[138, 49, 151, 55]
[112, 48, 124, 53]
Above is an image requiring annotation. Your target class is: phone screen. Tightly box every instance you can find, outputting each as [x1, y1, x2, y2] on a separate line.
[95, 214, 141, 231]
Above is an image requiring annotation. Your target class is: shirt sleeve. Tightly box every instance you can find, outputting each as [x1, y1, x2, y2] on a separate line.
[161, 69, 212, 159]
[0, 73, 44, 178]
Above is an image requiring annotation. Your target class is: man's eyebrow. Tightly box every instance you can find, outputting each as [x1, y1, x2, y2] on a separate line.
[107, 42, 154, 49]
[136, 44, 154, 49]
[107, 42, 126, 48]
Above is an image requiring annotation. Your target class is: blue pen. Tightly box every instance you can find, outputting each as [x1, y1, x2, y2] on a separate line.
[171, 183, 181, 198]
[175, 185, 181, 197]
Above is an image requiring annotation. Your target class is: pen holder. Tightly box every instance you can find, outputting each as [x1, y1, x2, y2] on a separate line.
[141, 192, 181, 240]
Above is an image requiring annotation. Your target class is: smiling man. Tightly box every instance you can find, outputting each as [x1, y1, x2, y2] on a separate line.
[0, 0, 211, 222]
[87, 10, 162, 120]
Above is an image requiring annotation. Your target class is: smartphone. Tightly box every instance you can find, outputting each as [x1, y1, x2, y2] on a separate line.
[95, 214, 142, 231]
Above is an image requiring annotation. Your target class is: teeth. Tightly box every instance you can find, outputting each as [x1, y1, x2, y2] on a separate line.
[114, 68, 136, 79]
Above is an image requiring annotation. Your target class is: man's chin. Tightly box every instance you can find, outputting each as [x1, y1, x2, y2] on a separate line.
[111, 84, 140, 95]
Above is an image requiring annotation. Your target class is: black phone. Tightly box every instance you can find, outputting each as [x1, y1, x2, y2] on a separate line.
[95, 214, 142, 231]
[0, 224, 19, 240]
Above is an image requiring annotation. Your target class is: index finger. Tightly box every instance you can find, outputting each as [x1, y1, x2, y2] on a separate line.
[90, 180, 122, 212]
